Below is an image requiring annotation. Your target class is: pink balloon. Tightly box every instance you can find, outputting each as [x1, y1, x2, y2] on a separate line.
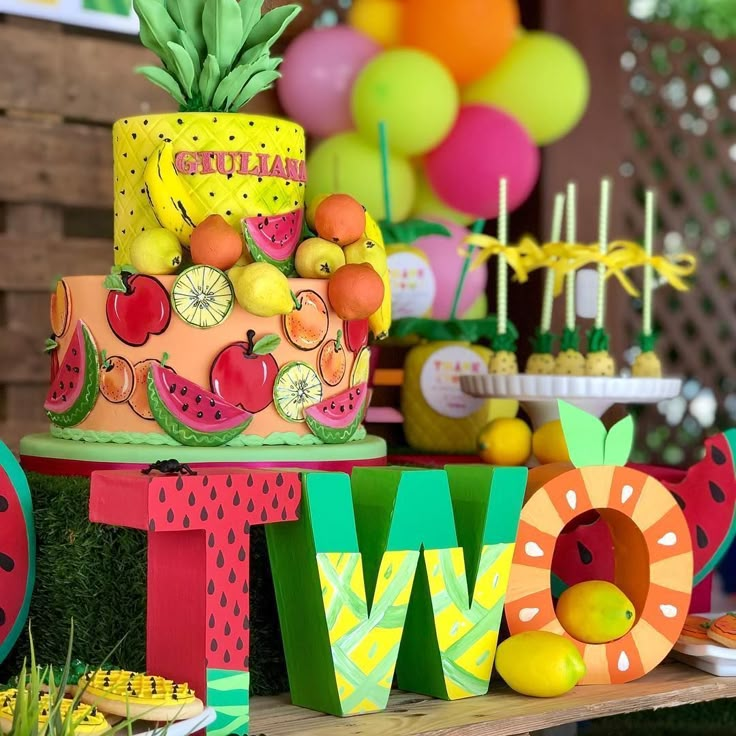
[424, 105, 540, 218]
[278, 27, 380, 137]
[415, 219, 488, 319]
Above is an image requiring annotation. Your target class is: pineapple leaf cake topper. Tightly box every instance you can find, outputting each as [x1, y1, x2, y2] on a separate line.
[558, 399, 634, 468]
[133, 0, 301, 113]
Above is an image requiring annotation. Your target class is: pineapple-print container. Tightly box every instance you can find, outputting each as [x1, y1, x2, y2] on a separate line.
[401, 341, 517, 454]
[113, 113, 306, 264]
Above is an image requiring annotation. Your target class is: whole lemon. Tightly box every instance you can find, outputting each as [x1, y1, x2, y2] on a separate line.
[477, 418, 532, 466]
[495, 631, 586, 697]
[557, 580, 636, 644]
[532, 419, 570, 464]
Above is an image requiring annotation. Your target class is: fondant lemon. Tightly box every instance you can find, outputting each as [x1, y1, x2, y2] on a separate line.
[495, 632, 586, 698]
[130, 228, 182, 276]
[556, 580, 636, 644]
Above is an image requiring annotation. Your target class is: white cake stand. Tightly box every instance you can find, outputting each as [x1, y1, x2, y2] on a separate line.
[460, 374, 683, 428]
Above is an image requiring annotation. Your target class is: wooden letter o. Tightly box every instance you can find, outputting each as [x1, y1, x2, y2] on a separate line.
[505, 465, 693, 684]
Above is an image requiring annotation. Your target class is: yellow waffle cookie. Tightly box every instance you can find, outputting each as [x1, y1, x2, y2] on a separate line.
[78, 670, 203, 721]
[0, 688, 110, 735]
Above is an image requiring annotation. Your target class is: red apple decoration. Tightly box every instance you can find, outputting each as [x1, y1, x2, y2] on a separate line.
[210, 330, 280, 414]
[345, 319, 369, 353]
[105, 268, 171, 347]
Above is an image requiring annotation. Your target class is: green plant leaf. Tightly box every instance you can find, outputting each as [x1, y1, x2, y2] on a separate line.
[557, 400, 606, 467]
[380, 219, 452, 245]
[252, 333, 281, 355]
[240, 0, 265, 41]
[167, 0, 207, 59]
[228, 66, 281, 111]
[202, 0, 246, 73]
[136, 66, 186, 106]
[177, 29, 203, 77]
[246, 4, 300, 49]
[604, 414, 635, 466]
[198, 54, 221, 107]
[166, 42, 196, 97]
[133, 0, 180, 67]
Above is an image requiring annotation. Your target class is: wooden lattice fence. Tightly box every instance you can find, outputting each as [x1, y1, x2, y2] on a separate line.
[620, 23, 736, 465]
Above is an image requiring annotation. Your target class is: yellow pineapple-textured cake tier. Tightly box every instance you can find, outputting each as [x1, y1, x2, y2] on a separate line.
[44, 275, 371, 446]
[113, 113, 306, 264]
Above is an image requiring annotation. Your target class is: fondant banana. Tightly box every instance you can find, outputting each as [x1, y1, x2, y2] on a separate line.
[369, 267, 392, 340]
[144, 142, 207, 246]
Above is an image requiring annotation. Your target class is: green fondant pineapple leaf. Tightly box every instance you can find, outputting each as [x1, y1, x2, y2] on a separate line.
[136, 66, 186, 106]
[212, 54, 278, 110]
[391, 316, 517, 344]
[198, 54, 221, 108]
[492, 332, 517, 353]
[530, 328, 555, 355]
[202, 0, 245, 73]
[239, 0, 265, 44]
[380, 219, 451, 245]
[558, 400, 606, 467]
[44, 338, 59, 353]
[230, 67, 280, 111]
[560, 326, 581, 352]
[587, 326, 611, 353]
[235, 41, 267, 69]
[133, 0, 180, 67]
[604, 414, 635, 466]
[246, 4, 301, 50]
[166, 42, 197, 97]
[167, 0, 207, 59]
[638, 331, 658, 352]
[177, 30, 203, 77]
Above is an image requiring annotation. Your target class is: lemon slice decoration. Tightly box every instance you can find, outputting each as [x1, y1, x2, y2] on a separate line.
[351, 347, 371, 386]
[0, 689, 109, 735]
[274, 361, 323, 423]
[171, 265, 234, 329]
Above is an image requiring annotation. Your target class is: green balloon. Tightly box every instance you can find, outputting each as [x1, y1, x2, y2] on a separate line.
[412, 167, 475, 226]
[306, 132, 416, 221]
[463, 31, 590, 145]
[351, 49, 459, 156]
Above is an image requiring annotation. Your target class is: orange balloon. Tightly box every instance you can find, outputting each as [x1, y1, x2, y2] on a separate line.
[401, 0, 519, 85]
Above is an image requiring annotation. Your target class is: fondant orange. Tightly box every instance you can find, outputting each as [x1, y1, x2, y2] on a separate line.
[49, 276, 364, 442]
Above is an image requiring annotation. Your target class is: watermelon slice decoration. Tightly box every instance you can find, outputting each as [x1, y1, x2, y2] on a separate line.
[552, 431, 736, 591]
[305, 383, 368, 444]
[44, 320, 99, 428]
[147, 364, 253, 447]
[242, 207, 304, 276]
[0, 439, 35, 665]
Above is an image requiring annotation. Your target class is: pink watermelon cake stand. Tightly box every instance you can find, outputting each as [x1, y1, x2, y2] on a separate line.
[459, 374, 683, 428]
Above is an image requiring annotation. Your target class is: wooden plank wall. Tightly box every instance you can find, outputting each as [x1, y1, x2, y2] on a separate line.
[0, 3, 332, 451]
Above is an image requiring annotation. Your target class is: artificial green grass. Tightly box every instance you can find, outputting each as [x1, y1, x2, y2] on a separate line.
[0, 472, 289, 695]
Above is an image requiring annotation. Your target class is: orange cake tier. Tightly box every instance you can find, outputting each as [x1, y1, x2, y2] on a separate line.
[45, 274, 373, 447]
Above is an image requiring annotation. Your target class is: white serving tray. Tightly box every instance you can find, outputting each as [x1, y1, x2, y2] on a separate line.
[135, 706, 216, 736]
[672, 612, 736, 676]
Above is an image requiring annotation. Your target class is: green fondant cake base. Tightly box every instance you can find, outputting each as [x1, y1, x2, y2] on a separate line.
[0, 472, 289, 696]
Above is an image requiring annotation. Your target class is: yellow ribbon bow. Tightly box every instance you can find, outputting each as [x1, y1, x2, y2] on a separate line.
[459, 234, 547, 283]
[539, 242, 607, 296]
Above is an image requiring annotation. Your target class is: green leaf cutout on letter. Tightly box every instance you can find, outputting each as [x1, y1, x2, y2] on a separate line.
[558, 400, 635, 468]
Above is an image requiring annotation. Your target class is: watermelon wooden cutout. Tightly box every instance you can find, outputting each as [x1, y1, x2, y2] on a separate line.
[552, 431, 736, 596]
[89, 467, 301, 736]
[242, 208, 304, 276]
[506, 402, 693, 685]
[304, 382, 368, 444]
[147, 364, 253, 447]
[0, 439, 35, 665]
[266, 465, 526, 715]
[44, 320, 100, 428]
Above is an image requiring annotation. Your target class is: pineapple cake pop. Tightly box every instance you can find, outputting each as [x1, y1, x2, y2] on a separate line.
[526, 192, 565, 375]
[489, 178, 518, 375]
[555, 182, 585, 375]
[585, 178, 616, 377]
[632, 189, 663, 377]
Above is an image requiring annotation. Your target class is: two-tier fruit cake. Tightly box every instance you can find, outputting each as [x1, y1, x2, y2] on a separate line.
[19, 0, 389, 475]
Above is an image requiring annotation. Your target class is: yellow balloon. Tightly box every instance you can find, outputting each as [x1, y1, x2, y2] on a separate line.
[463, 31, 590, 145]
[411, 167, 475, 226]
[348, 0, 403, 48]
[306, 132, 416, 222]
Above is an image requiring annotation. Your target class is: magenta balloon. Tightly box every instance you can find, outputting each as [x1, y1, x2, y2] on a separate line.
[278, 26, 380, 137]
[414, 219, 488, 319]
[424, 105, 540, 218]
